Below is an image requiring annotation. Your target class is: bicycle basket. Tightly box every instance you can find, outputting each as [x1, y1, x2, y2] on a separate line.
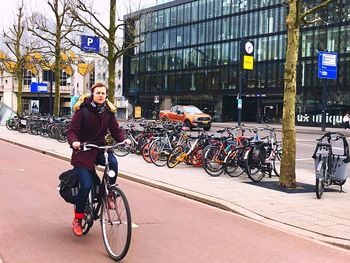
[312, 132, 350, 181]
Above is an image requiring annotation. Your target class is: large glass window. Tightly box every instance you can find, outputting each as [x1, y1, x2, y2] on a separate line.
[268, 35, 278, 60]
[151, 32, 157, 51]
[241, 13, 248, 38]
[199, 0, 206, 21]
[183, 48, 190, 68]
[302, 30, 314, 57]
[249, 12, 259, 37]
[213, 44, 221, 65]
[158, 10, 164, 29]
[197, 46, 206, 67]
[163, 29, 170, 49]
[189, 47, 198, 68]
[231, 16, 239, 39]
[177, 5, 184, 25]
[169, 50, 176, 70]
[230, 41, 239, 62]
[191, 1, 198, 22]
[222, 17, 230, 40]
[214, 19, 221, 42]
[164, 8, 170, 27]
[206, 20, 213, 43]
[176, 27, 183, 47]
[327, 27, 340, 52]
[207, 0, 214, 19]
[257, 37, 268, 61]
[258, 10, 269, 35]
[170, 28, 177, 48]
[184, 3, 191, 24]
[170, 7, 177, 26]
[214, 0, 222, 17]
[191, 24, 198, 45]
[222, 0, 231, 15]
[222, 43, 230, 65]
[198, 22, 206, 44]
[176, 49, 183, 69]
[340, 25, 350, 53]
[183, 25, 190, 46]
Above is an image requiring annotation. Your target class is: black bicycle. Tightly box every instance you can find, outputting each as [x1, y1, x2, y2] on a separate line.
[80, 142, 132, 261]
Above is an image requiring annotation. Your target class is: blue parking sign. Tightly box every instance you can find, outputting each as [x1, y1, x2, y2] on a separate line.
[81, 35, 100, 53]
[318, 51, 337, 80]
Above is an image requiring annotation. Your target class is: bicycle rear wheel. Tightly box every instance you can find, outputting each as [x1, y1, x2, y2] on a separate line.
[167, 145, 184, 168]
[101, 186, 132, 261]
[149, 139, 170, 167]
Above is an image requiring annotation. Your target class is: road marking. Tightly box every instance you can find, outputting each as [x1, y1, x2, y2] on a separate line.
[296, 158, 313, 161]
[132, 223, 139, 228]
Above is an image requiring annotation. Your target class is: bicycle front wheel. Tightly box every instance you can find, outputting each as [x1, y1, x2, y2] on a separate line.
[316, 160, 326, 199]
[101, 186, 132, 261]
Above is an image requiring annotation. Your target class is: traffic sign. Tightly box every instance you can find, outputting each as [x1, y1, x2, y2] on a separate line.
[30, 82, 48, 93]
[318, 51, 337, 80]
[81, 35, 100, 53]
[237, 99, 242, 109]
[154, 96, 159, 103]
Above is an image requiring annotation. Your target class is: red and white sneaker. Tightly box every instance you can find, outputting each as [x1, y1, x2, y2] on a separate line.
[72, 218, 83, 236]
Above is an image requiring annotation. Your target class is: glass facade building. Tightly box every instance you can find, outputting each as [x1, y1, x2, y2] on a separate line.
[124, 0, 350, 127]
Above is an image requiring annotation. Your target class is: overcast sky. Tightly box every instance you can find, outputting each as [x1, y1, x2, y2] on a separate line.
[0, 0, 158, 32]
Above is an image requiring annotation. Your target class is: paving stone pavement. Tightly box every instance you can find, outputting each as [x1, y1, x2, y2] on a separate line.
[1, 124, 350, 249]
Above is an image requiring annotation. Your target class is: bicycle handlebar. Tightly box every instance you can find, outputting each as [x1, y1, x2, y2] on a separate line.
[80, 142, 127, 151]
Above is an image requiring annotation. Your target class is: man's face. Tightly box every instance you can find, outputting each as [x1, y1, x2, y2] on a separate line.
[93, 86, 107, 105]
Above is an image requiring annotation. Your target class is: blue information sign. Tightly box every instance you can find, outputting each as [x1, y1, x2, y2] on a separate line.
[318, 51, 337, 80]
[81, 35, 100, 53]
[30, 82, 48, 93]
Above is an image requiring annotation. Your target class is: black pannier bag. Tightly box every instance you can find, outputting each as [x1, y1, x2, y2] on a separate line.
[58, 169, 101, 204]
[58, 169, 79, 204]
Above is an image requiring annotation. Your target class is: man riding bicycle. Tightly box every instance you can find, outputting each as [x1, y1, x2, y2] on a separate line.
[67, 82, 130, 236]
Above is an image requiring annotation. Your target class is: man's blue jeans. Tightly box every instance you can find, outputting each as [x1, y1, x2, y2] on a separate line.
[74, 152, 118, 213]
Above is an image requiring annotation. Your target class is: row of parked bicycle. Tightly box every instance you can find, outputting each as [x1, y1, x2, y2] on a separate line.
[110, 118, 283, 183]
[5, 114, 70, 143]
[6, 114, 282, 183]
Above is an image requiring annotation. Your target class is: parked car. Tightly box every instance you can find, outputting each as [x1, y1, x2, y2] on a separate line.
[159, 105, 212, 131]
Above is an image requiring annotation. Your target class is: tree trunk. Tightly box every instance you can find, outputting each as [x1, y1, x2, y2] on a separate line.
[16, 73, 23, 115]
[279, 0, 299, 188]
[107, 0, 117, 102]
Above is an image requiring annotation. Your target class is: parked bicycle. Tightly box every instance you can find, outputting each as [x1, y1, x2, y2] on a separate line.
[312, 132, 350, 199]
[79, 142, 132, 261]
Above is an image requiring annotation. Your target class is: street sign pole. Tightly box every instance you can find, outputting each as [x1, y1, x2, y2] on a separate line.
[321, 79, 327, 132]
[317, 51, 337, 132]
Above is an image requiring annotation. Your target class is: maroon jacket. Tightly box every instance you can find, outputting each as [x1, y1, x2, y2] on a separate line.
[67, 99, 125, 170]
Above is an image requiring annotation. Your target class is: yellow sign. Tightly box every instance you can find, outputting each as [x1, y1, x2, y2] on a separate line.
[135, 106, 142, 118]
[243, 55, 254, 70]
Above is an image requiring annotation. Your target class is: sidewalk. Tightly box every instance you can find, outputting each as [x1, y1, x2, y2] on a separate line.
[1, 124, 350, 249]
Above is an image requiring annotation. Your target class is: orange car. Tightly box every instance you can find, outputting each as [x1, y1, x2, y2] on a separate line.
[159, 105, 212, 131]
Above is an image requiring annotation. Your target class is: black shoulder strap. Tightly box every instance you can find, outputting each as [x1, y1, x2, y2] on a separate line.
[82, 106, 89, 129]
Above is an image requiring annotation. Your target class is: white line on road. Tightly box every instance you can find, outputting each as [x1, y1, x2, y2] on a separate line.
[132, 223, 139, 228]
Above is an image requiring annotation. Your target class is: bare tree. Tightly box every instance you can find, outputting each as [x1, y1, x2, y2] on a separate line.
[280, 0, 336, 188]
[28, 0, 79, 116]
[3, 4, 37, 115]
[67, 0, 143, 102]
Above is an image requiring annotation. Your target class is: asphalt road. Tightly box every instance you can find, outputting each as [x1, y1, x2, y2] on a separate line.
[1, 140, 350, 262]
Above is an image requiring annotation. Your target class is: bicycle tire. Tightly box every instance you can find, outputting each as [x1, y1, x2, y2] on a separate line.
[271, 147, 282, 177]
[245, 149, 264, 182]
[101, 186, 132, 261]
[113, 141, 132, 157]
[190, 146, 203, 167]
[167, 145, 184, 168]
[316, 160, 326, 199]
[202, 145, 225, 177]
[149, 139, 170, 167]
[225, 148, 244, 177]
[142, 142, 153, 163]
